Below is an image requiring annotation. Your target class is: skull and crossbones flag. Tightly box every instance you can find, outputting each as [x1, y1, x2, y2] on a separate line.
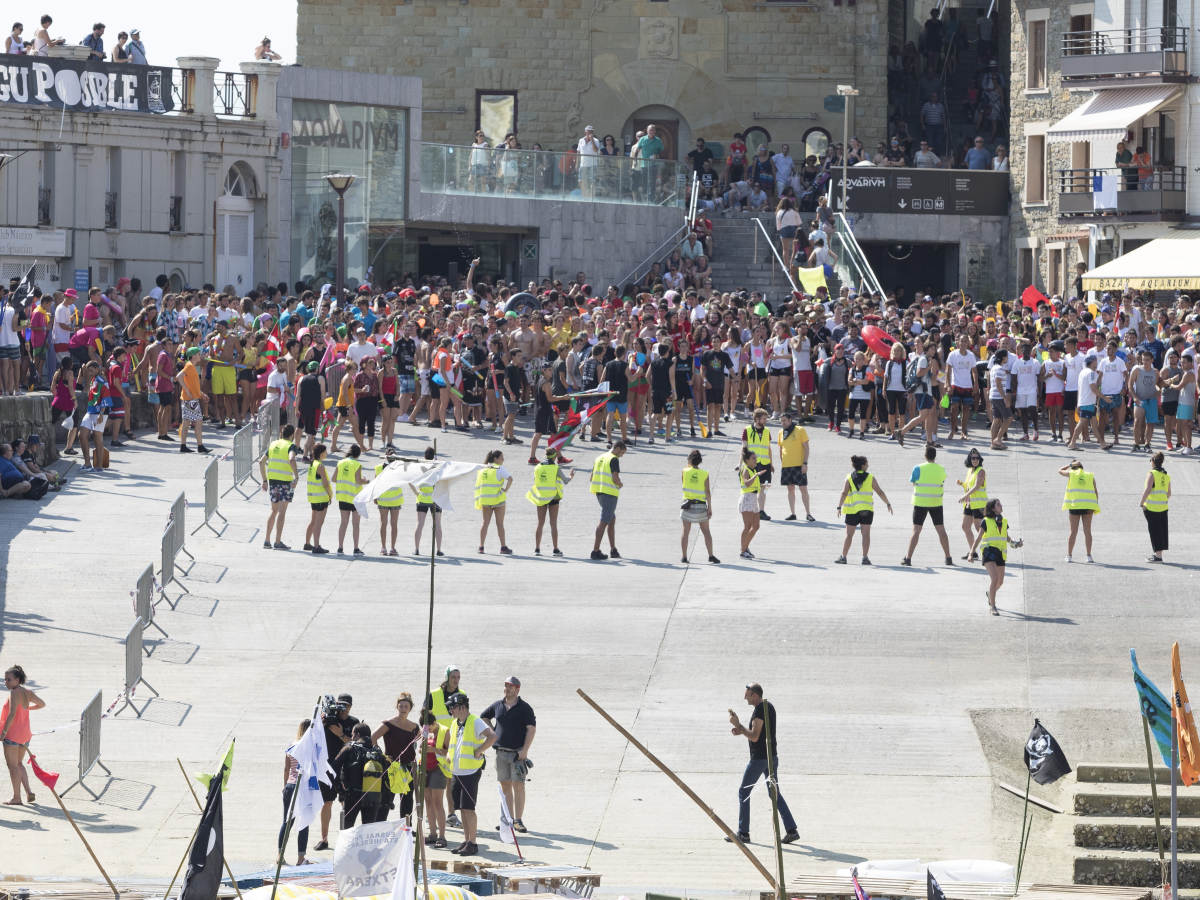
[1024, 719, 1072, 786]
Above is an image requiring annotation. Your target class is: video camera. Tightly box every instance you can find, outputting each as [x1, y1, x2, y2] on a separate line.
[320, 694, 348, 718]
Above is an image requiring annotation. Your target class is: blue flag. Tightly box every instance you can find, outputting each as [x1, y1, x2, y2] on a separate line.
[1131, 648, 1173, 767]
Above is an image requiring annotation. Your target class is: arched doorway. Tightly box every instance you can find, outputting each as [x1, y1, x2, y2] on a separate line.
[216, 162, 258, 293]
[622, 105, 691, 161]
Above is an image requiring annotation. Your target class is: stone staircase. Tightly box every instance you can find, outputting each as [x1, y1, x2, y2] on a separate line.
[707, 212, 796, 304]
[1072, 763, 1200, 890]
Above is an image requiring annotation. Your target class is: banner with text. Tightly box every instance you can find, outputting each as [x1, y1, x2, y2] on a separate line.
[831, 169, 1009, 217]
[0, 56, 174, 114]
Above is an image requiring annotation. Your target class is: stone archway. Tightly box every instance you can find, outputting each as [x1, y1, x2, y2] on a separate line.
[622, 105, 692, 161]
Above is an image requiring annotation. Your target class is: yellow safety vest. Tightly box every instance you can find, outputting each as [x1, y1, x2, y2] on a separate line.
[307, 461, 330, 504]
[374, 462, 405, 508]
[526, 463, 562, 506]
[1143, 470, 1170, 513]
[981, 516, 1008, 561]
[335, 458, 362, 505]
[740, 464, 761, 494]
[843, 472, 874, 515]
[473, 465, 506, 509]
[745, 426, 771, 465]
[266, 438, 295, 482]
[963, 466, 987, 510]
[432, 724, 452, 777]
[1061, 469, 1099, 512]
[428, 688, 463, 727]
[448, 714, 487, 774]
[912, 462, 946, 508]
[590, 452, 619, 496]
[682, 467, 708, 502]
[417, 483, 436, 506]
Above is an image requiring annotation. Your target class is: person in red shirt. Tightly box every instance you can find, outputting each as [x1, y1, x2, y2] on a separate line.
[107, 348, 131, 446]
[725, 133, 747, 186]
[28, 295, 51, 389]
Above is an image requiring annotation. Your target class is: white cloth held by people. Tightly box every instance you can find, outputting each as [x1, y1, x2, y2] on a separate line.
[285, 720, 335, 834]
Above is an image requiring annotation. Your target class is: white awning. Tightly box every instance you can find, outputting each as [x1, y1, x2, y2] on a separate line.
[1046, 85, 1181, 144]
[1081, 236, 1200, 291]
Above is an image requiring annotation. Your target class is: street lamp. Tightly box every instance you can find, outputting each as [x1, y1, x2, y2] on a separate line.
[324, 173, 356, 302]
[836, 85, 859, 214]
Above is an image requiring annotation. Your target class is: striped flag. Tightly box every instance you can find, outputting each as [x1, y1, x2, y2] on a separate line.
[850, 867, 871, 900]
[548, 397, 609, 453]
[263, 323, 283, 360]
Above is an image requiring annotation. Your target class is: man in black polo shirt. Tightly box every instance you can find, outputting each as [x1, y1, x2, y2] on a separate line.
[480, 676, 536, 832]
[727, 682, 799, 845]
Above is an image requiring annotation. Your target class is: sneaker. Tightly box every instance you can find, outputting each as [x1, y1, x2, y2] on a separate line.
[590, 550, 608, 561]
[834, 555, 847, 564]
[273, 542, 289, 550]
[785, 514, 797, 521]
[724, 832, 751, 843]
[303, 543, 314, 552]
[900, 557, 912, 566]
[353, 548, 365, 556]
[457, 842, 478, 856]
[681, 556, 688, 564]
[758, 511, 771, 521]
[197, 445, 211, 454]
[535, 548, 542, 556]
[500, 546, 514, 555]
[337, 547, 344, 555]
[446, 813, 461, 827]
[945, 557, 955, 566]
[450, 843, 468, 855]
[806, 514, 816, 522]
[424, 835, 438, 846]
[313, 546, 329, 555]
[740, 549, 754, 559]
[609, 548, 621, 559]
[861, 556, 872, 565]
[81, 465, 94, 472]
[63, 448, 79, 455]
[263, 540, 272, 549]
[513, 819, 527, 833]
[313, 840, 330, 851]
[180, 444, 193, 453]
[1148, 555, 1164, 563]
[1086, 554, 1095, 564]
[782, 829, 800, 844]
[552, 548, 563, 557]
[157, 434, 173, 441]
[709, 555, 721, 564]
[1064, 555, 1072, 563]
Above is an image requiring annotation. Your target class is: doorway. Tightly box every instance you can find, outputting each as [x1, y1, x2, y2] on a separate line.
[624, 105, 691, 161]
[633, 119, 677, 161]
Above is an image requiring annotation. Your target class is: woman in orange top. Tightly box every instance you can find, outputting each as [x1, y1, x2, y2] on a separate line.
[3, 664, 45, 806]
[330, 360, 363, 454]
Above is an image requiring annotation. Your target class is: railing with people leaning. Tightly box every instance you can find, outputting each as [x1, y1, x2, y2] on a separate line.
[1057, 165, 1185, 217]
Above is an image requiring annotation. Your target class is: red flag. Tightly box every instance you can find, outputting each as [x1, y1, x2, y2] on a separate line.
[27, 752, 60, 791]
[263, 323, 283, 359]
[548, 398, 608, 452]
[1021, 285, 1049, 311]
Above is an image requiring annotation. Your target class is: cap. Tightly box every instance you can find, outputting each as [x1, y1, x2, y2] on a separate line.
[64, 288, 78, 299]
[585, 125, 594, 132]
[306, 361, 319, 372]
[355, 326, 366, 333]
[504, 675, 521, 687]
[445, 692, 468, 708]
[444, 664, 460, 678]
[130, 27, 139, 34]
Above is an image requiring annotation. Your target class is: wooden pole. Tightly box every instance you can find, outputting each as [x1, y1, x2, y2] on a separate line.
[1012, 769, 1032, 896]
[165, 816, 204, 900]
[1139, 715, 1167, 871]
[416, 498, 437, 900]
[762, 700, 786, 900]
[1171, 714, 1179, 900]
[176, 758, 244, 900]
[576, 688, 778, 890]
[270, 699, 322, 900]
[46, 784, 119, 898]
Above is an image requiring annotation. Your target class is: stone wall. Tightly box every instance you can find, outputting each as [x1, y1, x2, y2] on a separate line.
[0, 394, 57, 465]
[297, 0, 888, 157]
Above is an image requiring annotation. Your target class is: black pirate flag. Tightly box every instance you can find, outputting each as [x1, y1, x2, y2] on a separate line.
[1023, 719, 1072, 786]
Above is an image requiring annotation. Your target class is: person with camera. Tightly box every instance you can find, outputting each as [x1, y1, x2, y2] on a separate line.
[314, 693, 358, 851]
[333, 722, 388, 828]
[445, 692, 496, 856]
[480, 676, 536, 833]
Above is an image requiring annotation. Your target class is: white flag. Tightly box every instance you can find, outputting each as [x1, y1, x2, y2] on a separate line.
[285, 719, 335, 834]
[497, 784, 520, 854]
[353, 459, 485, 519]
[334, 821, 413, 899]
[390, 827, 415, 900]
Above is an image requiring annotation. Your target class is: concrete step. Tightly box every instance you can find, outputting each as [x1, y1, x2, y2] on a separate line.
[1074, 851, 1200, 888]
[1075, 818, 1200, 853]
[1075, 786, 1200, 818]
[1077, 764, 1173, 785]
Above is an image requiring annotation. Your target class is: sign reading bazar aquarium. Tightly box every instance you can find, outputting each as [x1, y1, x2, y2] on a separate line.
[0, 57, 174, 114]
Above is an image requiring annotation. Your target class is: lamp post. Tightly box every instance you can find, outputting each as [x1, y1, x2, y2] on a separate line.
[324, 173, 356, 303]
[836, 85, 859, 213]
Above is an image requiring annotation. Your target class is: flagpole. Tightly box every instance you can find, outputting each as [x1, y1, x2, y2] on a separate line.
[46, 782, 119, 898]
[1171, 713, 1179, 900]
[414, 502, 437, 899]
[1012, 769, 1031, 896]
[1138, 715, 1167, 872]
[270, 698, 322, 900]
[176, 758, 244, 900]
[762, 700, 786, 900]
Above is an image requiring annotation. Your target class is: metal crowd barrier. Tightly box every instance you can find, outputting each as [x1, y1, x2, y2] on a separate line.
[226, 421, 257, 497]
[114, 619, 158, 717]
[135, 563, 168, 642]
[192, 458, 228, 535]
[60, 691, 111, 798]
[158, 492, 191, 607]
[169, 492, 195, 566]
[256, 398, 280, 459]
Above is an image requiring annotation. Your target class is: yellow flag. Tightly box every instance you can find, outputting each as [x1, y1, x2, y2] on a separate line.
[796, 266, 827, 295]
[1173, 643, 1200, 785]
[196, 739, 235, 792]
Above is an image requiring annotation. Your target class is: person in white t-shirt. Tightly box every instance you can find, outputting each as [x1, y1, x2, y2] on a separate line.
[52, 293, 77, 354]
[1096, 339, 1128, 446]
[346, 328, 380, 367]
[987, 348, 1012, 450]
[576, 126, 601, 198]
[1011, 342, 1042, 441]
[1067, 354, 1103, 450]
[1041, 341, 1068, 442]
[1061, 336, 1085, 423]
[944, 335, 978, 440]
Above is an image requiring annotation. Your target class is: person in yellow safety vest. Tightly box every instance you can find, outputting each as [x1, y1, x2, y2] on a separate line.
[681, 449, 720, 565]
[258, 423, 300, 550]
[1058, 459, 1100, 563]
[902, 444, 954, 567]
[589, 439, 627, 561]
[527, 448, 573, 557]
[1139, 451, 1171, 563]
[474, 449, 514, 555]
[335, 444, 369, 556]
[410, 445, 443, 557]
[444, 692, 496, 857]
[741, 407, 773, 520]
[423, 665, 466, 828]
[955, 447, 988, 561]
[980, 497, 1023, 616]
[418, 708, 452, 849]
[737, 447, 763, 559]
[835, 454, 893, 565]
[374, 447, 406, 557]
[304, 443, 335, 555]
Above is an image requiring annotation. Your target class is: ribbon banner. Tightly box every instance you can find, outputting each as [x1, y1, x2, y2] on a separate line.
[0, 56, 175, 114]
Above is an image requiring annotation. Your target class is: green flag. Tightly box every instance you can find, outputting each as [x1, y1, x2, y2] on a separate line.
[753, 302, 770, 318]
[196, 739, 235, 791]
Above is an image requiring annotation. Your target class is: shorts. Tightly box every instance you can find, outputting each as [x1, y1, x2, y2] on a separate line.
[990, 398, 1009, 419]
[427, 767, 448, 790]
[1139, 398, 1160, 424]
[769, 366, 792, 378]
[681, 501, 709, 523]
[1077, 405, 1097, 419]
[845, 510, 874, 526]
[1069, 508, 1094, 516]
[80, 412, 108, 433]
[310, 502, 329, 512]
[652, 392, 670, 414]
[495, 749, 527, 782]
[779, 225, 797, 239]
[1015, 392, 1036, 410]
[848, 397, 869, 418]
[886, 390, 907, 415]
[338, 501, 357, 512]
[211, 364, 236, 395]
[1099, 395, 1122, 412]
[158, 391, 175, 406]
[607, 400, 628, 415]
[981, 547, 1005, 567]
[705, 387, 723, 406]
[915, 392, 934, 411]
[1063, 391, 1078, 411]
[950, 386, 974, 404]
[419, 370, 432, 397]
[780, 466, 807, 487]
[336, 405, 351, 418]
[452, 771, 481, 811]
[963, 507, 984, 519]
[754, 462, 772, 485]
[535, 406, 555, 434]
[1162, 400, 1179, 417]
[0, 345, 19, 360]
[912, 505, 944, 526]
[1045, 392, 1064, 408]
[398, 375, 415, 395]
[299, 407, 319, 436]
[320, 779, 338, 803]
[237, 368, 255, 383]
[1178, 405, 1195, 421]
[749, 367, 767, 382]
[182, 399, 203, 422]
[738, 491, 760, 513]
[269, 480, 295, 503]
[795, 370, 815, 394]
[596, 492, 619, 523]
[109, 396, 125, 419]
[416, 502, 443, 514]
[504, 399, 519, 417]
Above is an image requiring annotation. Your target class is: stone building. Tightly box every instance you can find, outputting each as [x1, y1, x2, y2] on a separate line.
[1009, 0, 1189, 298]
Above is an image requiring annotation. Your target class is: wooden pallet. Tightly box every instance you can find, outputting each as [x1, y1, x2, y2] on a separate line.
[777, 875, 1152, 900]
[475, 863, 602, 897]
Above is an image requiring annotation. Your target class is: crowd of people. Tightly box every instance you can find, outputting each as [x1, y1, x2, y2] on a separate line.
[6, 17, 148, 63]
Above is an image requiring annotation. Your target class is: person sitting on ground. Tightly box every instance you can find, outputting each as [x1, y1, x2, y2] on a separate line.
[0, 444, 32, 499]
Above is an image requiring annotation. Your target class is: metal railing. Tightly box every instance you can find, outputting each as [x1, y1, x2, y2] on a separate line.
[751, 216, 799, 294]
[227, 420, 257, 497]
[115, 619, 157, 718]
[169, 195, 182, 232]
[58, 691, 111, 798]
[420, 142, 687, 208]
[37, 187, 52, 225]
[831, 212, 886, 303]
[158, 491, 192, 607]
[193, 457, 228, 535]
[215, 71, 252, 117]
[104, 191, 119, 229]
[1062, 26, 1187, 56]
[134, 562, 168, 641]
[1058, 165, 1185, 193]
[613, 223, 690, 293]
[685, 170, 699, 229]
[1057, 165, 1186, 216]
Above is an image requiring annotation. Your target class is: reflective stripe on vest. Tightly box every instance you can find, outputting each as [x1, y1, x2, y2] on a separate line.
[428, 688, 454, 727]
[266, 439, 295, 482]
[417, 484, 436, 505]
[449, 714, 486, 774]
[1062, 470, 1099, 512]
[912, 462, 945, 508]
[335, 458, 362, 505]
[434, 724, 452, 777]
[374, 462, 405, 508]
[682, 467, 708, 501]
[526, 463, 562, 506]
[843, 472, 874, 515]
[307, 461, 330, 504]
[740, 464, 761, 494]
[474, 465, 506, 509]
[964, 467, 986, 510]
[590, 452, 619, 496]
[981, 516, 1008, 561]
[1144, 470, 1170, 513]
[745, 426, 770, 465]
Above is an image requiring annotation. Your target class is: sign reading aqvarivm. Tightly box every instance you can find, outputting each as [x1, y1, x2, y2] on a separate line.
[0, 57, 174, 114]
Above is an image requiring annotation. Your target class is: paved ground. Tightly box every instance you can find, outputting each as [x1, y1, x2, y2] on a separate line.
[1, 412, 1196, 897]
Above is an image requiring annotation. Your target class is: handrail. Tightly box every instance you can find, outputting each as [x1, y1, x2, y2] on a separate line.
[614, 223, 689, 292]
[751, 216, 799, 294]
[1062, 26, 1186, 55]
[686, 171, 699, 230]
[832, 212, 886, 306]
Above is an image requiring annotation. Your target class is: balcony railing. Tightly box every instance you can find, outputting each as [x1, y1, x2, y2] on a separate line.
[1057, 165, 1185, 218]
[419, 143, 687, 208]
[104, 191, 119, 229]
[1061, 27, 1188, 80]
[169, 195, 183, 232]
[215, 72, 252, 118]
[37, 188, 52, 226]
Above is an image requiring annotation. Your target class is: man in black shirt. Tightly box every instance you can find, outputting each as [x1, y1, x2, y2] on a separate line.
[687, 138, 714, 176]
[316, 693, 359, 850]
[296, 361, 325, 458]
[392, 321, 417, 421]
[480, 676, 537, 832]
[700, 346, 733, 437]
[649, 342, 676, 443]
[603, 347, 630, 446]
[727, 683, 799, 844]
